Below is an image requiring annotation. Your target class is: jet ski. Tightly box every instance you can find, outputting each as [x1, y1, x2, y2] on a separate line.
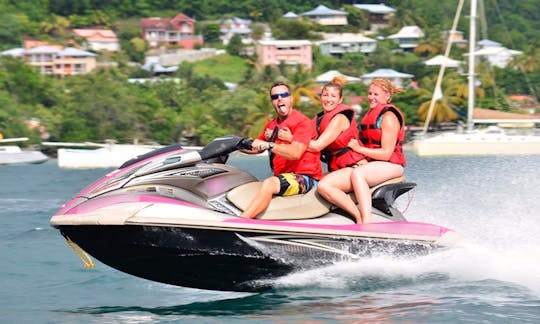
[50, 135, 458, 292]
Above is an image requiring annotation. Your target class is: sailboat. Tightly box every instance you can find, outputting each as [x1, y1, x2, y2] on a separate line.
[412, 0, 540, 157]
[0, 137, 48, 165]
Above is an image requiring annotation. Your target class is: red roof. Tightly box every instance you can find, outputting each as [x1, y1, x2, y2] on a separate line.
[140, 12, 195, 31]
[171, 13, 194, 22]
[473, 107, 539, 120]
[73, 29, 118, 42]
[140, 17, 170, 29]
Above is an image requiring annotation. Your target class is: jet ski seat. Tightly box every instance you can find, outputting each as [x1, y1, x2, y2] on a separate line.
[226, 176, 406, 220]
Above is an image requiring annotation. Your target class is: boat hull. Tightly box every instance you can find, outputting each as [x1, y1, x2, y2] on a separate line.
[0, 149, 48, 165]
[413, 133, 540, 156]
[56, 222, 442, 292]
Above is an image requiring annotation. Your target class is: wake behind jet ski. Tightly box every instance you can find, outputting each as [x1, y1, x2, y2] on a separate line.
[50, 135, 458, 292]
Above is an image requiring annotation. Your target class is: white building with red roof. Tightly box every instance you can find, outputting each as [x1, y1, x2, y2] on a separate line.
[140, 13, 203, 49]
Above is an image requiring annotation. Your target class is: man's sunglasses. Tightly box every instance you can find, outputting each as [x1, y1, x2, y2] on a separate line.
[270, 92, 291, 100]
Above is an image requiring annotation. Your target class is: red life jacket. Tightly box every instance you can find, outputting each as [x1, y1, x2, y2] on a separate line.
[315, 104, 365, 171]
[359, 103, 406, 166]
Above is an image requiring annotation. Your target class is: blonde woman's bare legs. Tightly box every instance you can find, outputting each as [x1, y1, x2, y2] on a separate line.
[350, 162, 404, 223]
[316, 167, 361, 222]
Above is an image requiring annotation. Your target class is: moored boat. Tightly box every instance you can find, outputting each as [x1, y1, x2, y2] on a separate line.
[0, 137, 48, 165]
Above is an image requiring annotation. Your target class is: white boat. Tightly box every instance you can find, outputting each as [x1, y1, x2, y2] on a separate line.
[413, 0, 540, 157]
[42, 141, 162, 169]
[0, 137, 48, 165]
[57, 144, 163, 169]
[414, 126, 540, 156]
[43, 140, 203, 169]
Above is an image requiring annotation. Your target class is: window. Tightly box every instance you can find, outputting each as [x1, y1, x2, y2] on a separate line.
[74, 64, 84, 72]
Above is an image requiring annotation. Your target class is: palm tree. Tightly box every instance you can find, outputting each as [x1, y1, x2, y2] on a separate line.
[287, 65, 320, 112]
[244, 64, 321, 137]
[414, 42, 440, 57]
[508, 50, 539, 73]
[417, 71, 486, 125]
[416, 76, 461, 124]
[417, 88, 459, 124]
[244, 90, 275, 138]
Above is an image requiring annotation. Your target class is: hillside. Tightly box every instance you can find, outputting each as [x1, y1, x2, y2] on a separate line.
[1, 0, 538, 51]
[0, 0, 538, 145]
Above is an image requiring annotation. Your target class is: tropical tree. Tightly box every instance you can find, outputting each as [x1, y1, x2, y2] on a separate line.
[417, 69, 487, 125]
[201, 22, 222, 44]
[416, 75, 461, 124]
[507, 47, 540, 73]
[226, 34, 244, 57]
[343, 5, 368, 30]
[414, 41, 440, 57]
[243, 88, 275, 138]
[270, 18, 319, 40]
[286, 65, 320, 117]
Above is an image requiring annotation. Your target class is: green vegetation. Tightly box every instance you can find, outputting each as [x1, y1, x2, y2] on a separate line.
[0, 0, 539, 146]
[193, 54, 248, 83]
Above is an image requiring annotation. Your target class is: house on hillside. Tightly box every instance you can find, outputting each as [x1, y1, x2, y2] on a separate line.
[255, 39, 312, 70]
[467, 39, 522, 68]
[140, 13, 203, 49]
[442, 30, 467, 48]
[301, 5, 348, 26]
[26, 46, 97, 75]
[141, 61, 178, 76]
[316, 70, 361, 85]
[1, 41, 97, 76]
[73, 28, 120, 51]
[507, 95, 539, 114]
[283, 11, 300, 20]
[424, 55, 462, 70]
[387, 26, 425, 50]
[478, 39, 501, 48]
[361, 68, 414, 87]
[353, 3, 396, 32]
[220, 17, 253, 45]
[318, 33, 377, 57]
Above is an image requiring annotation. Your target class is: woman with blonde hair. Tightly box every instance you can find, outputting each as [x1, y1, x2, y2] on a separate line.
[346, 78, 407, 223]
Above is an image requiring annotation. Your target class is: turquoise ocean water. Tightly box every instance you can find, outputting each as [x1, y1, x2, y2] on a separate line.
[1, 153, 539, 323]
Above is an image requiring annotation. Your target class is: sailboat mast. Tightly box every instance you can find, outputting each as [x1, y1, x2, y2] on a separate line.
[421, 0, 465, 135]
[467, 0, 477, 131]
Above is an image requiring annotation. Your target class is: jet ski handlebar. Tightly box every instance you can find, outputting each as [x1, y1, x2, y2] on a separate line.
[199, 135, 252, 161]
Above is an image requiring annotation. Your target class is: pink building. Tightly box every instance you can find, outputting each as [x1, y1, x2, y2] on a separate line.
[140, 13, 203, 49]
[255, 40, 312, 70]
